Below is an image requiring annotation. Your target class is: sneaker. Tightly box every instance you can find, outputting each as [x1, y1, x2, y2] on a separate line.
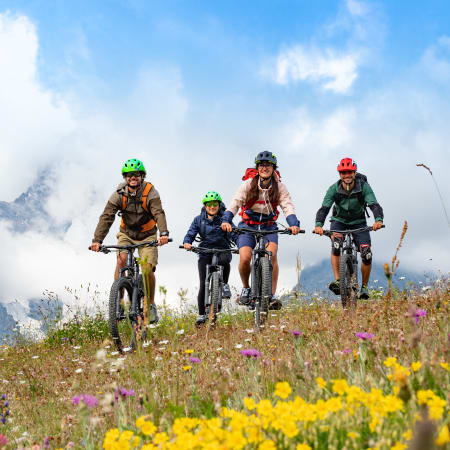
[237, 287, 251, 305]
[269, 294, 282, 310]
[149, 304, 159, 324]
[329, 279, 340, 295]
[195, 314, 207, 326]
[222, 283, 231, 299]
[359, 284, 369, 300]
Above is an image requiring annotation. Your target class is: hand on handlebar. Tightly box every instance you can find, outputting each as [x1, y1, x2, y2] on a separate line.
[90, 242, 101, 252]
[313, 226, 324, 236]
[183, 243, 192, 251]
[372, 222, 383, 231]
[289, 226, 300, 235]
[221, 222, 232, 233]
[158, 236, 169, 246]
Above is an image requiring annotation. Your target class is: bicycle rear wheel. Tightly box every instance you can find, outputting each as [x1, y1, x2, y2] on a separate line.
[255, 258, 271, 330]
[339, 254, 357, 308]
[207, 271, 221, 328]
[109, 277, 135, 352]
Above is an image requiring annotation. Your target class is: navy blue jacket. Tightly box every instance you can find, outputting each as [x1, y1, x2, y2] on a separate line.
[183, 204, 237, 250]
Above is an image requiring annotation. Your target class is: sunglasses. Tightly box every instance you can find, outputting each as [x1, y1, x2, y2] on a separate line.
[340, 171, 355, 175]
[205, 201, 219, 207]
[258, 163, 273, 168]
[125, 172, 143, 178]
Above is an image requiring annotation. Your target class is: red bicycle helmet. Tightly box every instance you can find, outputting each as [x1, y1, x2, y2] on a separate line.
[337, 157, 357, 172]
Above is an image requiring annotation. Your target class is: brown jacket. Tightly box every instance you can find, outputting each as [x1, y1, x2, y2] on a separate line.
[93, 181, 168, 243]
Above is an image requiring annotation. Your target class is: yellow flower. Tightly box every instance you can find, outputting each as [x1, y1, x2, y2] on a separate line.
[153, 432, 169, 445]
[183, 365, 192, 371]
[391, 442, 407, 450]
[136, 416, 157, 436]
[259, 439, 276, 450]
[296, 445, 312, 450]
[274, 381, 292, 399]
[316, 377, 327, 389]
[348, 431, 358, 439]
[436, 424, 450, 446]
[184, 349, 194, 354]
[332, 379, 349, 396]
[440, 362, 449, 371]
[131, 436, 140, 448]
[411, 361, 421, 372]
[402, 429, 412, 441]
[384, 357, 397, 367]
[243, 397, 257, 410]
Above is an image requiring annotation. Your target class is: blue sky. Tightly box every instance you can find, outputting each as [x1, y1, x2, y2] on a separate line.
[0, 0, 449, 315]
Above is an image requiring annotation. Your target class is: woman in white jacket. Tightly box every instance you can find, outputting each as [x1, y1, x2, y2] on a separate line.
[221, 151, 301, 309]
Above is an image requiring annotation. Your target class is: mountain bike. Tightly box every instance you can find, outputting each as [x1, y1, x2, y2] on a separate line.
[232, 226, 304, 330]
[313, 225, 384, 307]
[179, 246, 238, 327]
[91, 239, 172, 351]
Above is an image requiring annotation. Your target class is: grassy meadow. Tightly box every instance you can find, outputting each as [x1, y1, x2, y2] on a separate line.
[0, 282, 449, 449]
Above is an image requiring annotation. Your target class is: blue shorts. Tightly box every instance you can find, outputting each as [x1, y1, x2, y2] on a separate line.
[330, 221, 371, 248]
[237, 222, 278, 249]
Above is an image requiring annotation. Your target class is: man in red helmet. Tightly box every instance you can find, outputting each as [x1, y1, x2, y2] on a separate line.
[314, 158, 383, 299]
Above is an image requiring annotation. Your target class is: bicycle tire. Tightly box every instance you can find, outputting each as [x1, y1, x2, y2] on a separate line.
[109, 277, 135, 352]
[208, 271, 221, 327]
[339, 254, 357, 308]
[255, 257, 271, 329]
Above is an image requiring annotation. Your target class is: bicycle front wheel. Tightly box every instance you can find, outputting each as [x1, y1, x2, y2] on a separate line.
[208, 271, 221, 327]
[255, 257, 271, 330]
[109, 277, 135, 352]
[339, 254, 357, 308]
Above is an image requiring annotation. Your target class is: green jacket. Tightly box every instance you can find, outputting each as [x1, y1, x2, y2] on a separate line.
[315, 178, 384, 227]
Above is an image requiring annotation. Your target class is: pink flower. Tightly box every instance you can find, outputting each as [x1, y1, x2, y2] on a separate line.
[241, 348, 261, 358]
[189, 357, 201, 364]
[291, 330, 303, 337]
[0, 434, 7, 446]
[414, 309, 427, 323]
[72, 394, 98, 408]
[355, 332, 374, 340]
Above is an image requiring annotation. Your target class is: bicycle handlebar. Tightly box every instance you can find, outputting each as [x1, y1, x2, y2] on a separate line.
[90, 238, 173, 253]
[312, 225, 385, 237]
[179, 245, 239, 255]
[231, 226, 305, 236]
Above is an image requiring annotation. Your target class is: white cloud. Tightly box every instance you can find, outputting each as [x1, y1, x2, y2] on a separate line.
[421, 35, 450, 83]
[275, 46, 358, 93]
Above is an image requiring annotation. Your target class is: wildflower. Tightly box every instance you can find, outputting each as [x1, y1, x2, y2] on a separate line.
[245, 328, 254, 334]
[72, 394, 98, 408]
[189, 357, 201, 363]
[159, 340, 169, 345]
[296, 445, 312, 450]
[403, 429, 412, 441]
[241, 348, 261, 358]
[414, 309, 427, 323]
[110, 351, 119, 356]
[75, 368, 83, 374]
[316, 377, 327, 389]
[235, 344, 243, 349]
[136, 416, 157, 436]
[259, 439, 276, 450]
[411, 361, 422, 372]
[176, 329, 185, 335]
[440, 362, 449, 371]
[355, 332, 374, 340]
[291, 330, 303, 337]
[343, 348, 351, 353]
[436, 424, 450, 446]
[332, 379, 349, 395]
[122, 347, 132, 353]
[384, 357, 397, 367]
[391, 442, 407, 450]
[348, 432, 358, 439]
[183, 365, 192, 371]
[0, 434, 6, 446]
[274, 381, 292, 399]
[243, 397, 256, 410]
[184, 349, 194, 354]
[117, 388, 135, 398]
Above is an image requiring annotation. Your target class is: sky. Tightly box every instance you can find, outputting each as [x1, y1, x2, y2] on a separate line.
[0, 0, 449, 317]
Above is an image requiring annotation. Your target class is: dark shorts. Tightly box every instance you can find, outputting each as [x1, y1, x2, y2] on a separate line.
[237, 222, 278, 249]
[330, 221, 371, 248]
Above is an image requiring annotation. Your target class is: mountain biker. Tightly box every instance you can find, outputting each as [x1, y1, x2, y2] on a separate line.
[90, 158, 169, 323]
[313, 158, 384, 299]
[183, 191, 237, 326]
[221, 151, 301, 309]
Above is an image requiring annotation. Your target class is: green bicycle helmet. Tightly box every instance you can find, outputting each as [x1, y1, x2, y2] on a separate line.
[202, 190, 222, 204]
[255, 151, 277, 167]
[121, 158, 146, 176]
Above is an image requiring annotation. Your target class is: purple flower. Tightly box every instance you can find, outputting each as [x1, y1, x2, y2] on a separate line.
[1, 417, 5, 424]
[241, 348, 261, 358]
[414, 309, 427, 323]
[44, 437, 50, 447]
[0, 394, 5, 400]
[72, 394, 98, 408]
[189, 356, 201, 364]
[343, 348, 352, 354]
[72, 395, 81, 405]
[291, 330, 303, 337]
[0, 434, 7, 446]
[355, 332, 374, 340]
[119, 388, 135, 397]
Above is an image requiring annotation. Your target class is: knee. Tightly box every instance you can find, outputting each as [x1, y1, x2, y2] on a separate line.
[360, 244, 372, 265]
[117, 254, 127, 267]
[239, 254, 251, 266]
[331, 234, 343, 256]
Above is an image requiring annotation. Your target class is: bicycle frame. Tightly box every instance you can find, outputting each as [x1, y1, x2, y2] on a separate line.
[204, 252, 224, 310]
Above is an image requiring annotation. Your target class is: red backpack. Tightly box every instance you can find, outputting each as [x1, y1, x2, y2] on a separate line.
[239, 168, 280, 225]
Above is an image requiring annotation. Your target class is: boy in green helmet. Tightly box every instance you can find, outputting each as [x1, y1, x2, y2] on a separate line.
[90, 158, 169, 323]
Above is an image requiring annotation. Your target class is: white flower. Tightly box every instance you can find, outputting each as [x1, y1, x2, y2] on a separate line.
[155, 356, 163, 361]
[72, 359, 79, 362]
[235, 344, 242, 349]
[280, 325, 286, 330]
[104, 345, 111, 349]
[73, 345, 81, 349]
[172, 352, 178, 355]
[158, 347, 166, 351]
[216, 347, 223, 351]
[122, 347, 132, 353]
[147, 324, 156, 329]
[422, 286, 431, 292]
[110, 351, 119, 356]
[142, 342, 150, 348]
[159, 340, 169, 345]
[270, 325, 276, 328]
[75, 368, 83, 374]
[245, 329, 254, 334]
[176, 329, 185, 335]
[245, 338, 252, 342]
[32, 355, 39, 359]
[19, 380, 26, 384]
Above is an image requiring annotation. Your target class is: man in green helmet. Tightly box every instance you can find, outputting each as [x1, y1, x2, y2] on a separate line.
[90, 158, 169, 323]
